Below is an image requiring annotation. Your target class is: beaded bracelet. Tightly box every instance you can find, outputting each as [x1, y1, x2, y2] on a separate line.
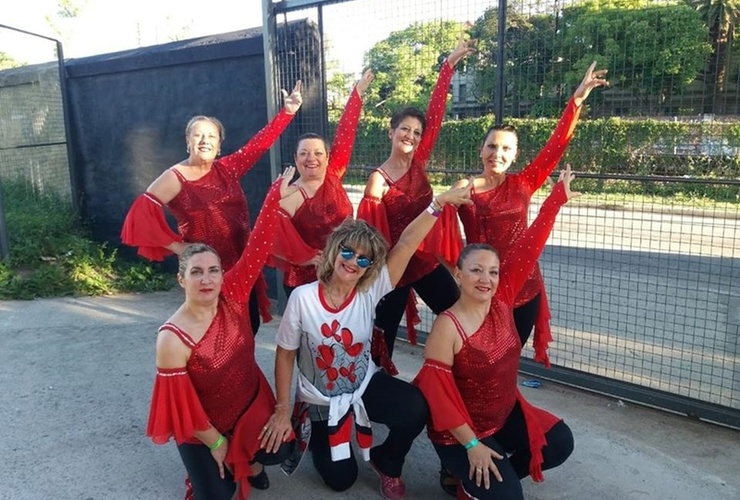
[463, 437, 480, 450]
[208, 434, 225, 450]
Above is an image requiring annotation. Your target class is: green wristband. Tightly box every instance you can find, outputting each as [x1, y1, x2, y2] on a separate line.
[464, 438, 479, 450]
[208, 434, 225, 450]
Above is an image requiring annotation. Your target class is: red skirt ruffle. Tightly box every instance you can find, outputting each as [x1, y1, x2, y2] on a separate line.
[357, 196, 392, 245]
[226, 371, 295, 500]
[121, 193, 182, 261]
[146, 368, 211, 445]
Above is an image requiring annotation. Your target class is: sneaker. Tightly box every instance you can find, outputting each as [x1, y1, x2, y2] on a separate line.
[371, 461, 406, 500]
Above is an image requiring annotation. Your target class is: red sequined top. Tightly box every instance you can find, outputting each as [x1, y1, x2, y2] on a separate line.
[147, 177, 283, 441]
[121, 109, 294, 271]
[357, 61, 454, 287]
[282, 89, 363, 287]
[458, 98, 581, 307]
[422, 182, 568, 445]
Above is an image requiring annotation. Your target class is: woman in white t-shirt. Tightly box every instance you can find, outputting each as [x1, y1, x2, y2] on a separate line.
[262, 183, 472, 500]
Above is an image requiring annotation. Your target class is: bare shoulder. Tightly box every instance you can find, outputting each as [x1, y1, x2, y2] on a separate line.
[363, 170, 388, 198]
[155, 325, 190, 369]
[147, 167, 182, 203]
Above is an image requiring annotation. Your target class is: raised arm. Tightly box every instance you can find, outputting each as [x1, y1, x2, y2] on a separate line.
[386, 182, 473, 286]
[329, 70, 373, 179]
[519, 62, 608, 193]
[414, 37, 476, 167]
[222, 167, 297, 302]
[497, 166, 580, 304]
[219, 81, 302, 179]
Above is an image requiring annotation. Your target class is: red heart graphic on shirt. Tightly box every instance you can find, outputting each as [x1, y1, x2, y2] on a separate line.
[339, 362, 357, 384]
[340, 328, 363, 357]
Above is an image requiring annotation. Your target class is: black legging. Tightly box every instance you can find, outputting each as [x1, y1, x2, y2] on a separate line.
[512, 293, 540, 348]
[177, 440, 293, 500]
[434, 402, 573, 500]
[248, 289, 260, 336]
[309, 371, 429, 492]
[375, 265, 459, 357]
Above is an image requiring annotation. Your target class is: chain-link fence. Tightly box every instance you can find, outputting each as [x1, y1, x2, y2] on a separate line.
[267, 0, 740, 428]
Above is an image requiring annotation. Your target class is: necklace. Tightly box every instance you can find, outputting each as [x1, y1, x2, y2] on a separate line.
[325, 287, 346, 309]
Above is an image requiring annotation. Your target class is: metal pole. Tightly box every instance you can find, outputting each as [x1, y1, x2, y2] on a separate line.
[262, 1, 282, 180]
[55, 40, 81, 216]
[0, 181, 9, 260]
[494, 0, 507, 125]
[318, 4, 328, 138]
[262, 0, 288, 310]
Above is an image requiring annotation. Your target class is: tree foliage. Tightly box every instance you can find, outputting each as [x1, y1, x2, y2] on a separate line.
[560, 0, 710, 100]
[0, 52, 22, 70]
[362, 20, 465, 116]
[689, 0, 740, 112]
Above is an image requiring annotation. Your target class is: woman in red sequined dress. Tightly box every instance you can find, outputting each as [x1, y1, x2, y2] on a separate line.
[121, 82, 303, 334]
[451, 63, 607, 365]
[146, 168, 296, 500]
[414, 167, 580, 500]
[357, 36, 475, 357]
[269, 70, 374, 294]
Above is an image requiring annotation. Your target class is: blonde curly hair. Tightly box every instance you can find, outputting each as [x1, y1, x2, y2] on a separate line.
[317, 219, 388, 292]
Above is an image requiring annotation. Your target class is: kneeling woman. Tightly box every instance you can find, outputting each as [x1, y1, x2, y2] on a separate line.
[263, 184, 472, 500]
[146, 168, 295, 500]
[415, 167, 579, 500]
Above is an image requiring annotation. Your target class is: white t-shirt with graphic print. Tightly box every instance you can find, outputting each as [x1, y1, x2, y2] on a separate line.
[276, 266, 392, 399]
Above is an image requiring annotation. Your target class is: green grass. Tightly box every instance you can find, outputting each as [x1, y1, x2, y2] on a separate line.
[0, 181, 173, 300]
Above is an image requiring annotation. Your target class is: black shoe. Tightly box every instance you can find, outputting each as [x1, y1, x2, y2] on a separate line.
[439, 467, 458, 497]
[248, 469, 270, 490]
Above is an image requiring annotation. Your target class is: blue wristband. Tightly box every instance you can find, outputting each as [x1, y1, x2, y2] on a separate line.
[464, 438, 479, 450]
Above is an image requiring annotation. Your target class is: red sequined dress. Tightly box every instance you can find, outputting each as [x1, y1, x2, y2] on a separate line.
[268, 89, 363, 287]
[356, 60, 462, 343]
[121, 110, 295, 320]
[146, 177, 287, 500]
[457, 98, 582, 365]
[414, 183, 568, 482]
[357, 61, 458, 285]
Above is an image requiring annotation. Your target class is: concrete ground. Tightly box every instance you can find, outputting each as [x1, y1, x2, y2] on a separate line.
[1, 290, 738, 500]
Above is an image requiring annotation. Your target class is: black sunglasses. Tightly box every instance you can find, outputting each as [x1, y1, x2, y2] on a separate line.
[339, 245, 373, 269]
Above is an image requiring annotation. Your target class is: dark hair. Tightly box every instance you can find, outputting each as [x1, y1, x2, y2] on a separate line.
[185, 116, 226, 143]
[178, 243, 220, 275]
[481, 123, 518, 147]
[456, 243, 499, 269]
[295, 133, 329, 154]
[390, 107, 426, 132]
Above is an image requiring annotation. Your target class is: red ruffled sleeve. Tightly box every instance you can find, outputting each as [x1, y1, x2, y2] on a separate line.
[416, 204, 464, 268]
[146, 368, 211, 445]
[219, 109, 295, 180]
[413, 359, 474, 434]
[357, 196, 392, 245]
[519, 98, 582, 195]
[266, 209, 320, 271]
[121, 193, 183, 261]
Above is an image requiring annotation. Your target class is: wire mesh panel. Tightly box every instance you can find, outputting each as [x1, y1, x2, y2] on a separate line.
[0, 29, 71, 205]
[268, 0, 740, 424]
